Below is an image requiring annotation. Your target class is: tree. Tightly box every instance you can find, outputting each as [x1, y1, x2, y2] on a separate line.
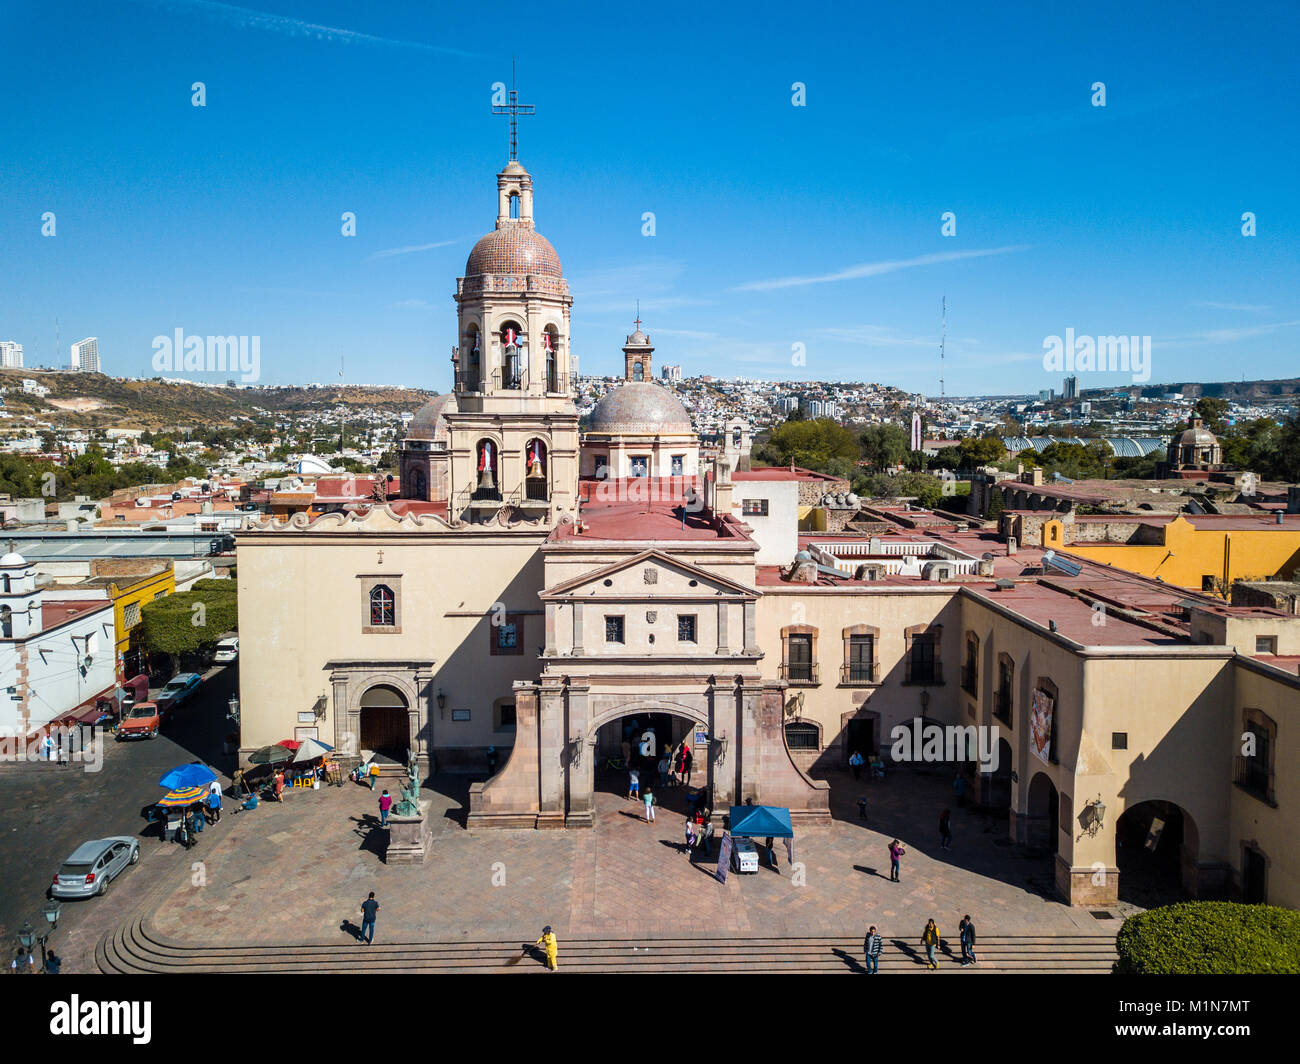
[1194, 397, 1230, 435]
[759, 418, 858, 471]
[140, 585, 238, 673]
[955, 436, 1006, 470]
[859, 423, 910, 470]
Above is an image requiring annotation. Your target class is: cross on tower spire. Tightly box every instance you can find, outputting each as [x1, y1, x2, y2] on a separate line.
[492, 58, 534, 162]
[634, 300, 641, 333]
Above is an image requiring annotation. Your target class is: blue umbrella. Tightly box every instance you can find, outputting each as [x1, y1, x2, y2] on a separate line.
[159, 762, 217, 790]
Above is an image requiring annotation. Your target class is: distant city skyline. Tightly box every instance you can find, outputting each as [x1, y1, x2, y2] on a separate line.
[4, 1, 1297, 394]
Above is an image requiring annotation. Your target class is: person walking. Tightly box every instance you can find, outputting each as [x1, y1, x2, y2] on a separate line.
[627, 767, 640, 801]
[273, 769, 285, 802]
[190, 802, 204, 836]
[359, 892, 379, 944]
[206, 787, 222, 825]
[921, 919, 939, 970]
[863, 925, 882, 974]
[642, 786, 655, 823]
[939, 808, 953, 850]
[699, 818, 714, 858]
[535, 926, 558, 971]
[684, 818, 697, 856]
[231, 767, 246, 799]
[656, 753, 669, 788]
[486, 745, 498, 777]
[888, 839, 905, 882]
[857, 795, 868, 820]
[953, 773, 967, 808]
[961, 915, 977, 966]
[379, 789, 393, 827]
[679, 745, 693, 786]
[849, 750, 864, 780]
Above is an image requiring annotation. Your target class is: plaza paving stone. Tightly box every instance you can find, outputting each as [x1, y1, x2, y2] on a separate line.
[143, 766, 1118, 953]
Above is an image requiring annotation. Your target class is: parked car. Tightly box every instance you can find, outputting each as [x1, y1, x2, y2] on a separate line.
[156, 672, 202, 714]
[50, 837, 139, 899]
[212, 637, 239, 664]
[116, 701, 162, 740]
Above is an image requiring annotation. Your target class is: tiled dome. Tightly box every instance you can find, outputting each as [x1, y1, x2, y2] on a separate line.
[465, 225, 562, 278]
[588, 383, 692, 435]
[405, 394, 456, 442]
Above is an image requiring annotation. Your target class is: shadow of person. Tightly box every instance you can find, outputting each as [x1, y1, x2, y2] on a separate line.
[519, 943, 547, 968]
[853, 864, 889, 880]
[832, 948, 865, 973]
[891, 938, 926, 966]
[340, 919, 362, 941]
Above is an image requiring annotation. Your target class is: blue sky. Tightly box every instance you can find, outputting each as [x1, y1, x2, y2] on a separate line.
[2, 0, 1297, 395]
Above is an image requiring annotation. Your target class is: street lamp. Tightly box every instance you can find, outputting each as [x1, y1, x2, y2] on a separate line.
[226, 695, 240, 725]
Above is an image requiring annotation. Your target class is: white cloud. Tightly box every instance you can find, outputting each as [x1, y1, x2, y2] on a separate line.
[365, 239, 460, 262]
[732, 246, 1030, 292]
[1191, 301, 1271, 312]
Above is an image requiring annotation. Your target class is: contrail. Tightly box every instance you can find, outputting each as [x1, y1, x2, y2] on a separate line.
[129, 0, 479, 57]
[732, 246, 1030, 292]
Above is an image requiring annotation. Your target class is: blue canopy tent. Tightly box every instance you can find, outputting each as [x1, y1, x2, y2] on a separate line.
[728, 805, 794, 838]
[158, 762, 217, 790]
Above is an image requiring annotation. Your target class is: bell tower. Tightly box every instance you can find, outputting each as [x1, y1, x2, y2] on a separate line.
[623, 315, 653, 382]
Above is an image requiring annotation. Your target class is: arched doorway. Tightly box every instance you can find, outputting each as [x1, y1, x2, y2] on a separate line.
[1115, 800, 1196, 906]
[1025, 772, 1059, 854]
[985, 738, 1013, 811]
[587, 707, 711, 821]
[359, 684, 410, 763]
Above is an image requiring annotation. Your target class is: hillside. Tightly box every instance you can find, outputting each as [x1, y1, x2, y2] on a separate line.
[0, 370, 434, 432]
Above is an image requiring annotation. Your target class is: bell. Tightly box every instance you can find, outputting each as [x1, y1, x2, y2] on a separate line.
[478, 465, 496, 491]
[527, 457, 544, 479]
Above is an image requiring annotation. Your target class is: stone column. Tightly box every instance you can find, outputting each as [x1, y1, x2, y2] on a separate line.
[572, 601, 584, 655]
[537, 679, 566, 828]
[739, 681, 762, 803]
[707, 679, 737, 818]
[544, 602, 558, 656]
[742, 599, 758, 655]
[331, 674, 355, 763]
[565, 680, 593, 827]
[413, 667, 433, 772]
[716, 601, 730, 655]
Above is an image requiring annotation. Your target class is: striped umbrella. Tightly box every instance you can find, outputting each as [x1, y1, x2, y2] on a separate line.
[157, 785, 208, 807]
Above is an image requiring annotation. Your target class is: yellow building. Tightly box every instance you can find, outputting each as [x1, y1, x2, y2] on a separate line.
[1044, 514, 1300, 593]
[78, 563, 176, 679]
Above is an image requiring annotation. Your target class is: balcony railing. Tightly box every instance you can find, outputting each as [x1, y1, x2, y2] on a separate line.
[961, 664, 978, 696]
[781, 662, 819, 685]
[1234, 755, 1276, 805]
[840, 661, 879, 685]
[994, 689, 1012, 724]
[523, 479, 549, 503]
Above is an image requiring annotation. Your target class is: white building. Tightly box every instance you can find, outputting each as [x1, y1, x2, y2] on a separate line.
[807, 400, 837, 419]
[0, 551, 116, 738]
[71, 337, 100, 373]
[0, 342, 23, 369]
[21, 378, 49, 397]
[661, 364, 682, 381]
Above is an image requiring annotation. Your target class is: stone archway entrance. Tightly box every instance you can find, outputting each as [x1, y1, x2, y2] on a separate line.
[359, 684, 411, 762]
[1025, 772, 1059, 854]
[581, 702, 714, 823]
[1116, 799, 1197, 905]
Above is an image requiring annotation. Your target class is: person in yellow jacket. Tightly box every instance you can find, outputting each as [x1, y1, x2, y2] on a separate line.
[536, 925, 558, 971]
[921, 918, 940, 969]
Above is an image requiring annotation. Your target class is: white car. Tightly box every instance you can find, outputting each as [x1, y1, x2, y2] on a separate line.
[213, 637, 239, 664]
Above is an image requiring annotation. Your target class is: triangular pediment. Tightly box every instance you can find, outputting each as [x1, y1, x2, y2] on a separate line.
[541, 549, 756, 600]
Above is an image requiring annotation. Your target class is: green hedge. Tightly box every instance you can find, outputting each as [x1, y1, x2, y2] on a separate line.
[1114, 902, 1300, 974]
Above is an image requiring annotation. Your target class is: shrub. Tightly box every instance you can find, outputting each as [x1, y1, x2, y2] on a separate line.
[1114, 901, 1300, 974]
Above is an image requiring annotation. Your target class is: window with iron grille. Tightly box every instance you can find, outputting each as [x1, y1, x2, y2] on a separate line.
[787, 633, 814, 681]
[123, 601, 141, 629]
[677, 614, 697, 643]
[785, 722, 819, 751]
[847, 634, 875, 683]
[907, 633, 938, 684]
[369, 585, 395, 626]
[742, 498, 769, 516]
[605, 615, 625, 644]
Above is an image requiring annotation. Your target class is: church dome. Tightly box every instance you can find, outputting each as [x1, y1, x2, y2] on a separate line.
[405, 394, 456, 443]
[1175, 421, 1218, 446]
[465, 226, 562, 278]
[0, 551, 26, 568]
[588, 383, 692, 435]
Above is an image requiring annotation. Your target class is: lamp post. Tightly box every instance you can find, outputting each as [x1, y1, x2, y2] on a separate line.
[226, 695, 240, 725]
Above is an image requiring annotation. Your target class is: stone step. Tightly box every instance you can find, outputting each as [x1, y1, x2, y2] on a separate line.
[99, 916, 1115, 974]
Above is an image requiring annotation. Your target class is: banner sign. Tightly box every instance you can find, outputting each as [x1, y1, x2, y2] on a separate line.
[1030, 688, 1055, 765]
[716, 832, 732, 883]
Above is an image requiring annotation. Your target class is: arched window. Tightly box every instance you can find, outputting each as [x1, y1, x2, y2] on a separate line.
[369, 585, 395, 627]
[408, 468, 427, 501]
[525, 439, 548, 502]
[543, 327, 560, 392]
[1, 574, 9, 593]
[474, 439, 500, 500]
[0, 604, 12, 638]
[509, 192, 520, 219]
[632, 361, 644, 382]
[500, 322, 524, 390]
[463, 324, 481, 390]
